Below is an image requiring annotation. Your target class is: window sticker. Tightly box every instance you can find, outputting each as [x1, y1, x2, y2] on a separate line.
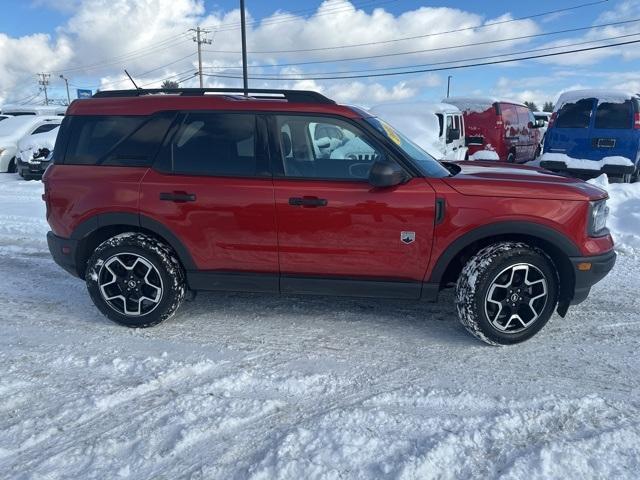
[382, 123, 402, 146]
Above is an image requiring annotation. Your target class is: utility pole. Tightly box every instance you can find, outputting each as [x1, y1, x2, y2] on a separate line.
[59, 74, 71, 105]
[37, 73, 50, 105]
[446, 75, 453, 98]
[190, 26, 212, 88]
[240, 0, 248, 95]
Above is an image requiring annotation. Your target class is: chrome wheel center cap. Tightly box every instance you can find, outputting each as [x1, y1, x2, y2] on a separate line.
[128, 280, 137, 289]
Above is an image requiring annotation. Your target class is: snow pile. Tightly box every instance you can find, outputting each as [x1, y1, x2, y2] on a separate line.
[469, 150, 500, 161]
[18, 126, 59, 162]
[539, 153, 634, 171]
[369, 102, 446, 159]
[555, 89, 638, 111]
[588, 174, 640, 253]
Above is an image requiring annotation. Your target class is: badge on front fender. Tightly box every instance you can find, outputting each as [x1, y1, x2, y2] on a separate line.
[401, 231, 416, 244]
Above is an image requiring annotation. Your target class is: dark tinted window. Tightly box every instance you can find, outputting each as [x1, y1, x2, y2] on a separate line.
[556, 99, 593, 128]
[32, 123, 60, 135]
[169, 113, 257, 176]
[4, 112, 36, 116]
[102, 113, 175, 166]
[594, 101, 633, 129]
[65, 116, 145, 165]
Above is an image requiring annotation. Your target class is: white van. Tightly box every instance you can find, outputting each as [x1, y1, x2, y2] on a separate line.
[369, 102, 467, 160]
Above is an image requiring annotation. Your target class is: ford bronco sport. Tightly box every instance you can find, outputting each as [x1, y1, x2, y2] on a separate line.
[43, 88, 616, 345]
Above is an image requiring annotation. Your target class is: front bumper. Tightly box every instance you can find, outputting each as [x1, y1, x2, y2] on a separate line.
[569, 249, 617, 305]
[17, 157, 50, 178]
[540, 160, 635, 180]
[47, 231, 80, 278]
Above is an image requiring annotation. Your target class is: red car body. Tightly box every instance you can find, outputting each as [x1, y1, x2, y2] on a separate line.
[446, 98, 542, 162]
[44, 89, 614, 322]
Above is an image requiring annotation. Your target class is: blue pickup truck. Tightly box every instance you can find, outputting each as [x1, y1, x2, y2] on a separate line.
[542, 90, 640, 183]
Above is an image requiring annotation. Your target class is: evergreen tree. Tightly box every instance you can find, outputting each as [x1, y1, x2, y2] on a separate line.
[161, 80, 180, 90]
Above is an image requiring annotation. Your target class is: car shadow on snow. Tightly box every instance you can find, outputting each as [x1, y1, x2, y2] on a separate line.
[168, 288, 480, 348]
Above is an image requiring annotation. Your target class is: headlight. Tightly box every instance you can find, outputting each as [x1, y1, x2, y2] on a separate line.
[588, 199, 609, 236]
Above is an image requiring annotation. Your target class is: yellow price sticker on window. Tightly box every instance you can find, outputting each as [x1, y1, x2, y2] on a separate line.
[382, 123, 402, 146]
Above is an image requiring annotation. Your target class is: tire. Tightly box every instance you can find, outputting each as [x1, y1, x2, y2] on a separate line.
[455, 242, 559, 346]
[506, 152, 516, 163]
[7, 158, 16, 174]
[85, 232, 186, 328]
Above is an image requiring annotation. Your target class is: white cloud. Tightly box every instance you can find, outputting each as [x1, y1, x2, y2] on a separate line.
[2, 0, 543, 105]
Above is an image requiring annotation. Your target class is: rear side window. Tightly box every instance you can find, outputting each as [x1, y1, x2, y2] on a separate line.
[594, 101, 633, 129]
[555, 99, 593, 128]
[167, 113, 259, 177]
[65, 116, 146, 165]
[32, 123, 60, 135]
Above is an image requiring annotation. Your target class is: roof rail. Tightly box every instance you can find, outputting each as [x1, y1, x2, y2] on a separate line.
[92, 88, 336, 104]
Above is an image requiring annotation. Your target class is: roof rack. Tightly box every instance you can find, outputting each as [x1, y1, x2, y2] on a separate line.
[92, 88, 336, 104]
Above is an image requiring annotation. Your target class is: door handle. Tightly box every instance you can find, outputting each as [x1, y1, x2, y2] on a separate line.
[159, 192, 196, 203]
[288, 197, 328, 207]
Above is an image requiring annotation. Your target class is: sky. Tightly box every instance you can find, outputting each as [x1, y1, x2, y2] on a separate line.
[0, 0, 639, 108]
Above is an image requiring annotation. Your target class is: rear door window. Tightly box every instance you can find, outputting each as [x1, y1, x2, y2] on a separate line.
[168, 113, 261, 177]
[594, 101, 633, 129]
[555, 99, 594, 128]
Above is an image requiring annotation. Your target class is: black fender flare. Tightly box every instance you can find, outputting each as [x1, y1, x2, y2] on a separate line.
[71, 212, 197, 270]
[427, 221, 581, 284]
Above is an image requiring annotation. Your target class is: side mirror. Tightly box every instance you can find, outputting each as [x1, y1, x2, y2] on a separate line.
[368, 160, 409, 188]
[446, 128, 461, 143]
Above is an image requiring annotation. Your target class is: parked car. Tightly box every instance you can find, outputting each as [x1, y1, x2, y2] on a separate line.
[0, 116, 61, 173]
[17, 125, 59, 180]
[44, 88, 615, 346]
[1, 104, 66, 116]
[369, 102, 467, 161]
[542, 90, 640, 182]
[446, 97, 543, 163]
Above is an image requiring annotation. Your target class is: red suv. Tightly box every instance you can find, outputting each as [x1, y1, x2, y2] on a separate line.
[446, 97, 543, 162]
[44, 88, 615, 345]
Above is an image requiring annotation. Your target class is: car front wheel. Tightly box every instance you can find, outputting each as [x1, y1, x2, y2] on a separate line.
[455, 242, 559, 345]
[85, 233, 186, 328]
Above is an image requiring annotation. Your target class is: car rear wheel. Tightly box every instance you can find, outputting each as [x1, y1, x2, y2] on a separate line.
[455, 242, 559, 345]
[85, 233, 186, 328]
[7, 158, 16, 174]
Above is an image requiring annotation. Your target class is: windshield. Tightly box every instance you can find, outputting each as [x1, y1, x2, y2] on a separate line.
[365, 117, 450, 178]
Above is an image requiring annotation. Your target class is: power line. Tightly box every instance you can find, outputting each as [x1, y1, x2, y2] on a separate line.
[51, 32, 192, 74]
[202, 38, 640, 81]
[202, 17, 640, 70]
[202, 0, 610, 54]
[204, 31, 640, 78]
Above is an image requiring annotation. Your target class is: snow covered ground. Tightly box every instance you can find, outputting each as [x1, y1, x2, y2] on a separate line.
[1, 174, 640, 479]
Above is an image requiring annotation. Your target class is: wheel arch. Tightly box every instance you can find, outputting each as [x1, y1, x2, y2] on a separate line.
[430, 221, 579, 312]
[71, 213, 196, 277]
